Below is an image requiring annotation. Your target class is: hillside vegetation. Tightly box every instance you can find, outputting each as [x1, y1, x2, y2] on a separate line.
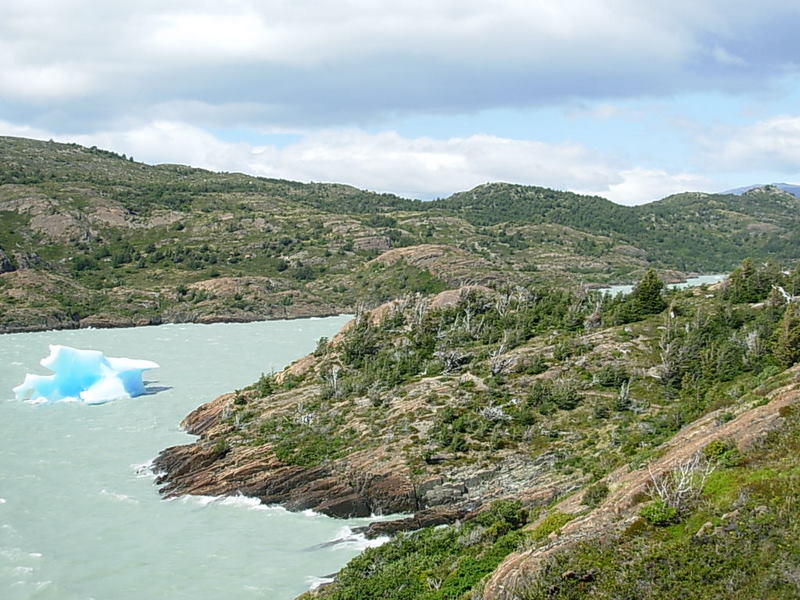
[149, 260, 800, 599]
[2, 136, 800, 332]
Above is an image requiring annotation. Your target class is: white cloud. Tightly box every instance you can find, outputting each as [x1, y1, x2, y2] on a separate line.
[1, 0, 797, 115]
[0, 64, 93, 100]
[597, 168, 710, 205]
[0, 119, 707, 205]
[140, 1, 692, 66]
[704, 116, 800, 172]
[145, 13, 276, 62]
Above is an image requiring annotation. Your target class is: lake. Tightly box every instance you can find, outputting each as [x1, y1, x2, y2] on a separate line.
[0, 316, 389, 600]
[597, 273, 727, 296]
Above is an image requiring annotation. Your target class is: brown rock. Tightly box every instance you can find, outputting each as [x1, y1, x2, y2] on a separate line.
[356, 506, 469, 538]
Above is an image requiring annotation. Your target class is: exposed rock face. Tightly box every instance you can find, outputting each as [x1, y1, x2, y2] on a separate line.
[11, 251, 39, 270]
[370, 244, 499, 287]
[354, 236, 391, 252]
[0, 249, 14, 273]
[153, 440, 417, 518]
[355, 506, 470, 538]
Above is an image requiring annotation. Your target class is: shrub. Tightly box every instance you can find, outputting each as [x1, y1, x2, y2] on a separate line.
[211, 438, 230, 458]
[475, 499, 529, 530]
[531, 511, 575, 540]
[595, 364, 630, 387]
[702, 438, 742, 468]
[582, 481, 610, 507]
[640, 498, 679, 526]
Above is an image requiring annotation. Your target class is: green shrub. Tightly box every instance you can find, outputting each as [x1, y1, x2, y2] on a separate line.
[211, 438, 230, 458]
[475, 499, 529, 530]
[640, 498, 679, 526]
[702, 438, 743, 468]
[531, 511, 575, 540]
[595, 364, 630, 387]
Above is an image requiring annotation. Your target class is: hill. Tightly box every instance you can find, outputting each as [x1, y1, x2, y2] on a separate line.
[1, 136, 800, 333]
[151, 262, 800, 599]
[725, 182, 800, 198]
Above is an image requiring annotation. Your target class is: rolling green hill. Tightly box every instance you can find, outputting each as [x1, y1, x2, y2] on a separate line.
[1, 136, 799, 332]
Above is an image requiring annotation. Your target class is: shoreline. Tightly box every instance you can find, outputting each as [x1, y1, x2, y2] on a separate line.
[0, 307, 348, 336]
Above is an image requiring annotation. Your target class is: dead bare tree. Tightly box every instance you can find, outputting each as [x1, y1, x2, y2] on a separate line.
[436, 349, 470, 373]
[326, 364, 341, 394]
[489, 334, 513, 376]
[647, 452, 715, 513]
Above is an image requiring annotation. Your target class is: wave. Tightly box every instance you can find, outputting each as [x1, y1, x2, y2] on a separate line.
[176, 493, 283, 513]
[132, 460, 159, 479]
[325, 526, 390, 551]
[306, 575, 335, 590]
[99, 489, 139, 504]
[173, 493, 329, 518]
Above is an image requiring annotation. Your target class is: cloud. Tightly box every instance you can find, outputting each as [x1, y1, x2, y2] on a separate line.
[0, 119, 707, 205]
[0, 64, 94, 101]
[599, 168, 710, 205]
[711, 45, 746, 67]
[1, 1, 800, 129]
[703, 116, 800, 172]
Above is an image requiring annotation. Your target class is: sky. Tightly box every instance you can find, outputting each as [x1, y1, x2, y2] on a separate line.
[2, 1, 800, 205]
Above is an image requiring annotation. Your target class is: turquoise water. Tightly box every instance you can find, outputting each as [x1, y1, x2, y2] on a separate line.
[0, 317, 386, 600]
[598, 273, 727, 296]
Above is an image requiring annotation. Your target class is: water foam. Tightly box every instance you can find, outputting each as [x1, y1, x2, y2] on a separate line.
[306, 575, 335, 590]
[99, 489, 139, 504]
[329, 526, 390, 551]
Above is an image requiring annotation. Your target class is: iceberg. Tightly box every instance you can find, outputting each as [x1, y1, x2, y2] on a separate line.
[13, 345, 159, 404]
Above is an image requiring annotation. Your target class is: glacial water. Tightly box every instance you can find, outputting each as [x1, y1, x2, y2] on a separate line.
[598, 273, 727, 296]
[0, 316, 388, 600]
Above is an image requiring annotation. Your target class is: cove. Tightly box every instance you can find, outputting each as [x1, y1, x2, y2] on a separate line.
[0, 316, 387, 600]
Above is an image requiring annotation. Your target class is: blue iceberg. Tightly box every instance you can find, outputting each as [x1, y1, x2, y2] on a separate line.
[13, 345, 160, 404]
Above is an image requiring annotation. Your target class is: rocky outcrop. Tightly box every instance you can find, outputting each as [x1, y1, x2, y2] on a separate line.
[0, 249, 14, 273]
[153, 441, 417, 518]
[370, 244, 500, 286]
[151, 289, 576, 531]
[355, 506, 470, 538]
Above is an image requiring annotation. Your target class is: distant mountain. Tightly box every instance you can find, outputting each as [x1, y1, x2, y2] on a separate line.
[724, 183, 800, 198]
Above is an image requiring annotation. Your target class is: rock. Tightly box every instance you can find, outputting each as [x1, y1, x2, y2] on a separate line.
[153, 440, 418, 519]
[78, 315, 136, 329]
[0, 249, 15, 273]
[721, 509, 740, 521]
[356, 506, 469, 538]
[12, 251, 40, 270]
[354, 236, 391, 252]
[424, 482, 466, 506]
[695, 521, 714, 537]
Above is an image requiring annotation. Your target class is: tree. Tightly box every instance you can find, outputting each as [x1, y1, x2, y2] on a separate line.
[774, 305, 800, 367]
[630, 268, 667, 316]
[611, 268, 667, 323]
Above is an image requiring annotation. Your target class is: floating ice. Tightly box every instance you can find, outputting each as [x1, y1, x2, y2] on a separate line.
[12, 345, 159, 404]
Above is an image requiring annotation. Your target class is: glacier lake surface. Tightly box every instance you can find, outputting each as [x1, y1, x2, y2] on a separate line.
[0, 316, 389, 600]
